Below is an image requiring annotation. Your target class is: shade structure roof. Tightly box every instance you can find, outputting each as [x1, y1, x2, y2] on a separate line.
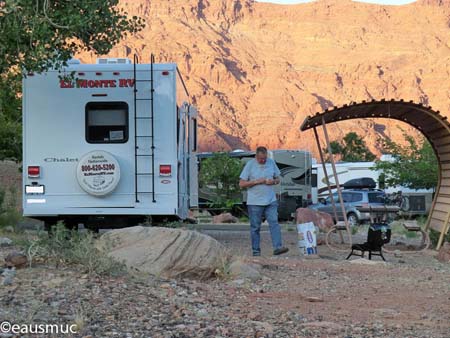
[300, 99, 450, 233]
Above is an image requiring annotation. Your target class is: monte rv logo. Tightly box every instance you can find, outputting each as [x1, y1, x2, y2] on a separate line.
[59, 79, 135, 89]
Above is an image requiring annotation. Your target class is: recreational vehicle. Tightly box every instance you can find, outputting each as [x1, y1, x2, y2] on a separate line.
[22, 56, 198, 229]
[198, 150, 312, 220]
[311, 159, 433, 216]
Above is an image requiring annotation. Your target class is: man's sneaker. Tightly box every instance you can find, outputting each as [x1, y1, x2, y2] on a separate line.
[253, 252, 261, 257]
[273, 247, 289, 256]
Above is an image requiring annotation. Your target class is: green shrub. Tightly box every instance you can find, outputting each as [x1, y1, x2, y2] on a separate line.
[23, 222, 127, 276]
[0, 186, 22, 229]
[429, 228, 450, 248]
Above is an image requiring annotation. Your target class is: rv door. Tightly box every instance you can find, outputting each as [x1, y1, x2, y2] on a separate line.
[188, 105, 199, 207]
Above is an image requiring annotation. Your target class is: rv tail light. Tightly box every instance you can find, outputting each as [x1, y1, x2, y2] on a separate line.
[159, 164, 172, 177]
[307, 194, 312, 199]
[28, 166, 40, 178]
[78, 72, 85, 76]
[113, 72, 120, 75]
[95, 72, 102, 76]
[162, 71, 169, 76]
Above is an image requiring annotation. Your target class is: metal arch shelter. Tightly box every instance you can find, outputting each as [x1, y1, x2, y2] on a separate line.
[300, 99, 450, 248]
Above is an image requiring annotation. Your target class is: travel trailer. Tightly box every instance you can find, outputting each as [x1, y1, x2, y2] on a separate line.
[198, 150, 312, 220]
[311, 159, 433, 216]
[22, 56, 198, 229]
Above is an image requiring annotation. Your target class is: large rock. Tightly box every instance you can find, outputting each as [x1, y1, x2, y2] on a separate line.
[437, 242, 450, 263]
[4, 251, 28, 268]
[98, 226, 228, 279]
[229, 259, 262, 281]
[296, 208, 334, 232]
[213, 213, 238, 224]
[0, 237, 13, 247]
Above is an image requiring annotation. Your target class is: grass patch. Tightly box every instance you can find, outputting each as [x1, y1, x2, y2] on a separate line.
[21, 222, 127, 276]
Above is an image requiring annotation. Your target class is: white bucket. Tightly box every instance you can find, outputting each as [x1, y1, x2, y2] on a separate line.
[297, 222, 318, 255]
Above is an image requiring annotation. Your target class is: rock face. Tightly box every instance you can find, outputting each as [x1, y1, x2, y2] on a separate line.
[213, 212, 239, 224]
[437, 242, 450, 263]
[78, 0, 450, 155]
[98, 226, 228, 279]
[296, 208, 334, 232]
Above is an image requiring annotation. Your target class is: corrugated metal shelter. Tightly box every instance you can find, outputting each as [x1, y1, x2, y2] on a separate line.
[300, 99, 450, 241]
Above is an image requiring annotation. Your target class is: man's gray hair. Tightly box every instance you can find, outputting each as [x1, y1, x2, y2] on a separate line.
[256, 146, 268, 154]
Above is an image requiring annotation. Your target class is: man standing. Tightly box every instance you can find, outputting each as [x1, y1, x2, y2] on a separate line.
[239, 147, 289, 256]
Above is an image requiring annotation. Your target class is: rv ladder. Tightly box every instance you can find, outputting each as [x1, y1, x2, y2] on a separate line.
[133, 54, 156, 203]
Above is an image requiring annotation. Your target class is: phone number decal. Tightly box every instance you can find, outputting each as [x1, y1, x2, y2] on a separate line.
[81, 164, 115, 172]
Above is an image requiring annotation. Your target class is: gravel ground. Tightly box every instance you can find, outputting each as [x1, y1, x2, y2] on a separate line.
[1, 226, 450, 338]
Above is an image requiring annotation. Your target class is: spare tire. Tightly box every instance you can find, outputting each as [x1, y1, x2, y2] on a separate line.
[76, 150, 121, 196]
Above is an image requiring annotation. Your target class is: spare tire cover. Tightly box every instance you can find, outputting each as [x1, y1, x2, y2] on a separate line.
[76, 151, 121, 196]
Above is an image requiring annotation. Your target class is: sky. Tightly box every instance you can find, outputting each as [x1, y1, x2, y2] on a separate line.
[257, 0, 417, 5]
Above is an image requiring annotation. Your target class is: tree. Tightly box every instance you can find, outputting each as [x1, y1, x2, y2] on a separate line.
[324, 132, 376, 162]
[0, 0, 145, 161]
[199, 153, 244, 209]
[374, 131, 438, 190]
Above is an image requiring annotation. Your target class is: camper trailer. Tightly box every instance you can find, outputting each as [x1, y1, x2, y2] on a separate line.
[198, 150, 312, 220]
[311, 160, 433, 216]
[22, 56, 198, 229]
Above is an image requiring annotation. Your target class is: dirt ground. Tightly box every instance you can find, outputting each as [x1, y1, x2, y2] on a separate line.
[1, 226, 450, 338]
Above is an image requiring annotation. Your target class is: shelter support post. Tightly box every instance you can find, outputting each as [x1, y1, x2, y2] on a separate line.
[321, 118, 351, 237]
[313, 127, 344, 244]
[313, 127, 340, 223]
[436, 211, 450, 250]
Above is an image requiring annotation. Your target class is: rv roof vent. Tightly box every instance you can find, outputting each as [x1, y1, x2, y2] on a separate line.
[96, 58, 131, 65]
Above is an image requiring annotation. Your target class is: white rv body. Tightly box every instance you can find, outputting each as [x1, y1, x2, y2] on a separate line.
[311, 161, 380, 203]
[22, 58, 198, 227]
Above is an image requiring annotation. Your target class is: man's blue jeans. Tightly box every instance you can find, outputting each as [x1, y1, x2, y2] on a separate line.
[248, 201, 283, 255]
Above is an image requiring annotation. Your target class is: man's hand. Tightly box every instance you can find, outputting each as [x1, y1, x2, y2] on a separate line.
[264, 178, 280, 185]
[265, 178, 275, 185]
[239, 178, 265, 188]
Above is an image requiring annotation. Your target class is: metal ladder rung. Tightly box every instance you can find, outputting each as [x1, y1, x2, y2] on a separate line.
[134, 53, 156, 204]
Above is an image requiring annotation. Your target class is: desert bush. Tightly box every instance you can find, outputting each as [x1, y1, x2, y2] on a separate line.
[23, 222, 127, 276]
[0, 186, 22, 229]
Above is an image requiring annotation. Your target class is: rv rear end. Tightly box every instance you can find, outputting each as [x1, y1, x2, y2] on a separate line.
[22, 58, 198, 229]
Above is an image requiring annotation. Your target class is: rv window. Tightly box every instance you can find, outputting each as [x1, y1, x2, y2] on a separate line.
[311, 173, 317, 188]
[86, 102, 128, 143]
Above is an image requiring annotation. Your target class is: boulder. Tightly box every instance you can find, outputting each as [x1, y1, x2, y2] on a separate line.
[0, 237, 13, 247]
[4, 251, 28, 268]
[296, 208, 334, 232]
[437, 242, 450, 263]
[98, 226, 229, 279]
[229, 259, 262, 281]
[213, 212, 238, 224]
